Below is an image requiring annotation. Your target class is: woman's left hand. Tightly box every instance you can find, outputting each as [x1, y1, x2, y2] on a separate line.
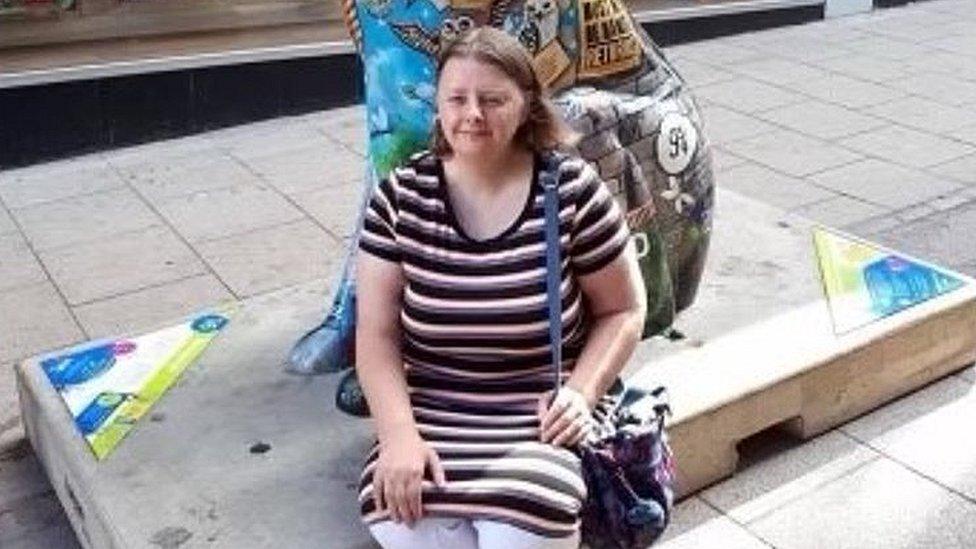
[538, 387, 592, 447]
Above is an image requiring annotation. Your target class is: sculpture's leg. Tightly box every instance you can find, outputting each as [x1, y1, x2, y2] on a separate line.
[284, 166, 374, 375]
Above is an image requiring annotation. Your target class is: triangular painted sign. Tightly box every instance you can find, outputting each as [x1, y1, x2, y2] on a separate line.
[813, 227, 966, 334]
[40, 309, 234, 459]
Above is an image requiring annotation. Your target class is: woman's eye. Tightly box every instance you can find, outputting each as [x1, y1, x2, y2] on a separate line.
[447, 96, 465, 105]
[482, 97, 504, 107]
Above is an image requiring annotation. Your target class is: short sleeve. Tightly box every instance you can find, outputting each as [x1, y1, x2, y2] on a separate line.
[358, 173, 401, 262]
[570, 164, 630, 275]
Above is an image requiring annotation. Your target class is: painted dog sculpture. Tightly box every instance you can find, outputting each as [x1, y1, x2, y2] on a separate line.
[288, 0, 714, 416]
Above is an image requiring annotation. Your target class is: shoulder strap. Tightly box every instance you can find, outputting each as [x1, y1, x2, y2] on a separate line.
[540, 153, 563, 394]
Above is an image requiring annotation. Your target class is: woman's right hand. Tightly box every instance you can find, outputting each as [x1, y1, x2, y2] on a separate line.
[373, 430, 447, 526]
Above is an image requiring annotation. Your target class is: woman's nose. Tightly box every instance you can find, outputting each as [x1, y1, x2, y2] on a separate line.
[464, 101, 484, 121]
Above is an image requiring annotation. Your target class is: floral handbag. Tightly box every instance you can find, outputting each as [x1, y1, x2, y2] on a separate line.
[540, 154, 676, 548]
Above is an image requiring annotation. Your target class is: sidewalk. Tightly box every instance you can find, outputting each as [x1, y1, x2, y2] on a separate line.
[3, 0, 976, 546]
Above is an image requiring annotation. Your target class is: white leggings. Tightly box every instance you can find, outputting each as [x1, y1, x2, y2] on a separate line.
[369, 518, 580, 549]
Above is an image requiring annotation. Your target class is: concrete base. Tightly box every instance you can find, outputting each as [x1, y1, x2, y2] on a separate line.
[17, 283, 377, 549]
[627, 190, 976, 497]
[17, 188, 976, 547]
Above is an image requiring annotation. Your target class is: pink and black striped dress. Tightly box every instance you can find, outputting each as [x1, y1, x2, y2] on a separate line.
[357, 151, 630, 538]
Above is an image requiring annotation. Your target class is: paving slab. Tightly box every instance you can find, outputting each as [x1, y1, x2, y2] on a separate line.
[1, 441, 52, 506]
[842, 35, 941, 62]
[117, 149, 260, 203]
[870, 200, 976, 269]
[865, 19, 962, 43]
[656, 497, 768, 549]
[786, 74, 906, 110]
[290, 180, 366, 239]
[0, 155, 125, 210]
[885, 73, 976, 107]
[0, 231, 47, 293]
[930, 33, 976, 56]
[700, 431, 879, 524]
[195, 220, 342, 297]
[750, 35, 854, 63]
[699, 105, 778, 145]
[663, 42, 765, 66]
[0, 282, 83, 364]
[707, 147, 746, 174]
[6, 521, 81, 549]
[839, 124, 975, 169]
[946, 124, 976, 146]
[808, 54, 912, 84]
[893, 203, 938, 223]
[694, 80, 806, 114]
[0, 204, 17, 235]
[315, 106, 368, 157]
[37, 225, 207, 306]
[928, 152, 976, 185]
[720, 129, 863, 177]
[0, 483, 78, 549]
[154, 183, 305, 243]
[864, 96, 976, 133]
[717, 163, 835, 210]
[789, 25, 872, 45]
[789, 195, 889, 229]
[72, 274, 235, 341]
[808, 158, 964, 210]
[12, 188, 161, 252]
[922, 46, 976, 74]
[668, 58, 737, 88]
[106, 135, 226, 174]
[727, 58, 831, 87]
[928, 189, 976, 212]
[0, 442, 81, 549]
[746, 458, 976, 549]
[1, 362, 22, 451]
[215, 118, 327, 160]
[755, 100, 887, 141]
[842, 375, 976, 500]
[237, 143, 365, 197]
[841, 213, 904, 238]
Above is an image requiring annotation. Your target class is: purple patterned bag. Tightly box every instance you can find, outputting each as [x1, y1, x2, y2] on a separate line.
[579, 386, 675, 549]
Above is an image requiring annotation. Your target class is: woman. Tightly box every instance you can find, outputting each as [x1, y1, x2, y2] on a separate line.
[356, 27, 646, 548]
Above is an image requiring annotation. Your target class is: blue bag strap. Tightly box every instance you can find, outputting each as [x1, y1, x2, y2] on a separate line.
[540, 153, 563, 395]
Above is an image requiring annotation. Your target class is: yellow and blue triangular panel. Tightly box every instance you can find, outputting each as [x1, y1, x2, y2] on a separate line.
[813, 227, 966, 334]
[40, 309, 235, 459]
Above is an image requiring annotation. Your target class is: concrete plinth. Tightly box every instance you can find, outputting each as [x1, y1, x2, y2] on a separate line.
[17, 188, 976, 547]
[17, 283, 377, 549]
[628, 189, 976, 497]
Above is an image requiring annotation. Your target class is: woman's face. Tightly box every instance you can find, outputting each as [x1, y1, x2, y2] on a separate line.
[436, 57, 528, 160]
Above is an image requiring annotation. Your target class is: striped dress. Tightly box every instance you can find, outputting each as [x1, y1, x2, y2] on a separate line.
[357, 150, 630, 538]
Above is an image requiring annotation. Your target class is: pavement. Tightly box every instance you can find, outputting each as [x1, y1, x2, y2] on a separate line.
[3, 0, 976, 547]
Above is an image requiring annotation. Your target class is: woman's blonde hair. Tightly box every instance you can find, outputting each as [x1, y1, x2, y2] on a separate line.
[431, 27, 575, 156]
